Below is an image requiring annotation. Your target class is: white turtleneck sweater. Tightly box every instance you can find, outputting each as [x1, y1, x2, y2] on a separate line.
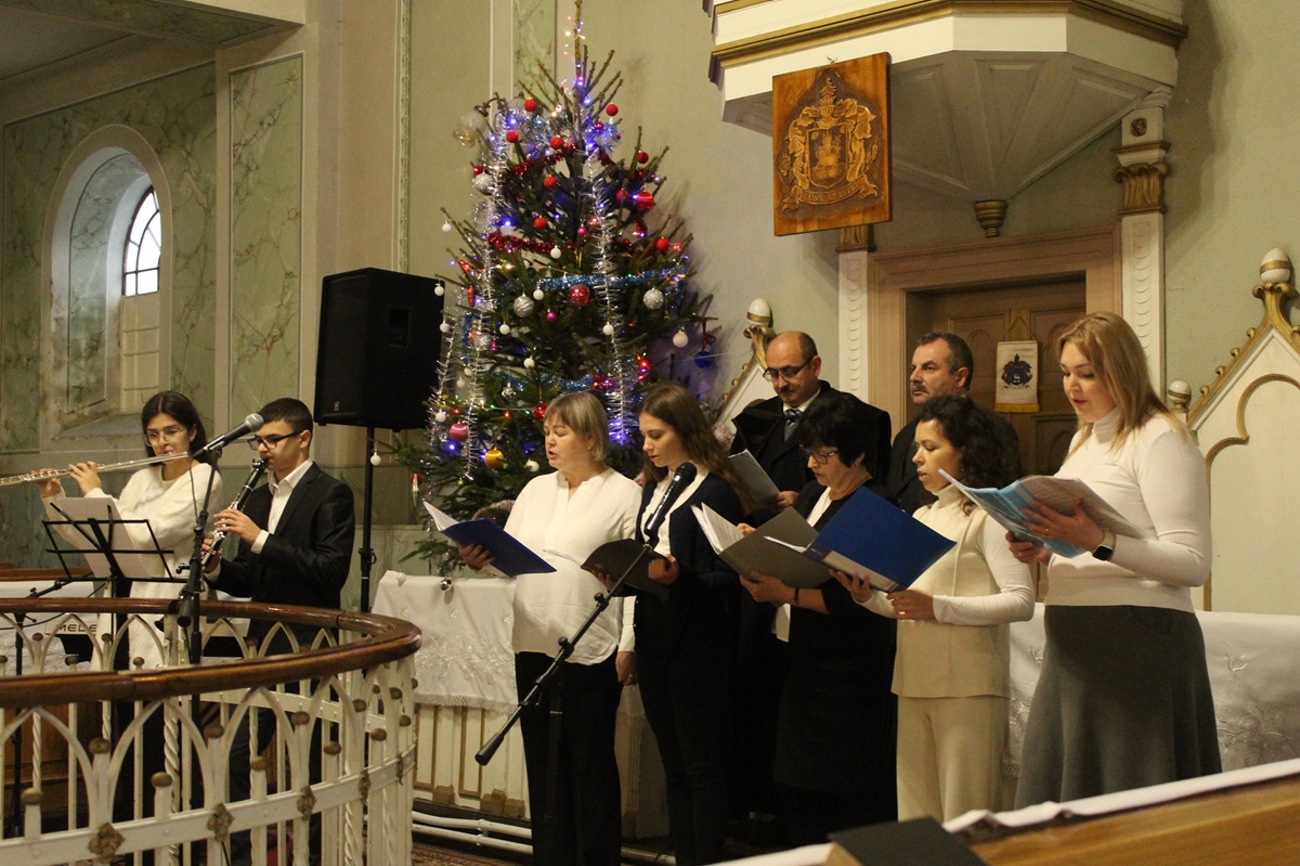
[1044, 408, 1211, 612]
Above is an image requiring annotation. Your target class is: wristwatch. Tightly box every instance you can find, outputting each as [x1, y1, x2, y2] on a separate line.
[1092, 530, 1116, 562]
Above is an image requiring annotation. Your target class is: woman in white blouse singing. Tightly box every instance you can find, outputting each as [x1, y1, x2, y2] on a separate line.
[458, 390, 640, 866]
[1009, 311, 1220, 805]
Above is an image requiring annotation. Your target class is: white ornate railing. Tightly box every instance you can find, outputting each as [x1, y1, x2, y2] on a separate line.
[0, 598, 420, 866]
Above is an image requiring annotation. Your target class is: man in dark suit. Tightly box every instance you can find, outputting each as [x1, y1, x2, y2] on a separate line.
[731, 331, 891, 516]
[886, 332, 1022, 514]
[206, 396, 354, 866]
[726, 331, 890, 844]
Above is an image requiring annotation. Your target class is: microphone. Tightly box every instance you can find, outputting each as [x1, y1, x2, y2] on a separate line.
[644, 462, 698, 544]
[194, 413, 263, 458]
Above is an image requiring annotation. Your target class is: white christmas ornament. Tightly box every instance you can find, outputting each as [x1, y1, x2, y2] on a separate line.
[642, 288, 664, 310]
[369, 452, 382, 466]
[472, 173, 493, 192]
[602, 323, 615, 336]
[672, 329, 689, 348]
[434, 410, 448, 423]
[525, 459, 540, 473]
[533, 288, 545, 301]
[434, 283, 445, 296]
[550, 246, 562, 259]
[513, 295, 536, 316]
[439, 321, 451, 333]
[524, 357, 536, 369]
[441, 220, 452, 233]
[499, 323, 511, 335]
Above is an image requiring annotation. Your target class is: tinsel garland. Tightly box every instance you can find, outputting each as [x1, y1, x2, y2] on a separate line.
[533, 264, 687, 294]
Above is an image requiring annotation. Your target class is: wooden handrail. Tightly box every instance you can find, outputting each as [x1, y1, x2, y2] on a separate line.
[0, 598, 422, 707]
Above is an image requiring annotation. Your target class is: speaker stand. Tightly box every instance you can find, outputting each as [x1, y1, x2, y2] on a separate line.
[358, 425, 378, 613]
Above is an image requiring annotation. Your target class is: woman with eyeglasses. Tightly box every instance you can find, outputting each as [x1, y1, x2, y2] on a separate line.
[842, 395, 1033, 821]
[738, 391, 898, 843]
[37, 390, 224, 668]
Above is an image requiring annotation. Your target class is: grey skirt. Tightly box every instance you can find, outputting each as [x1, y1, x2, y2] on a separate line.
[1015, 605, 1221, 807]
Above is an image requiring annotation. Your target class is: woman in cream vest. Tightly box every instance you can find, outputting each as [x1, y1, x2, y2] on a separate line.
[846, 395, 1033, 821]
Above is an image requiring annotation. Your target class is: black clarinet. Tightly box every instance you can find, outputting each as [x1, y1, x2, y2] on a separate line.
[201, 459, 267, 567]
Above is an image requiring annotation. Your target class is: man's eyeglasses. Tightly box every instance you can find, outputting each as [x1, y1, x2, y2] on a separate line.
[248, 431, 304, 451]
[761, 360, 811, 383]
[800, 447, 839, 465]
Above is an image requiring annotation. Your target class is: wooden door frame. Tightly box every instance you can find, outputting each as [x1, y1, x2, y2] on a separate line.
[860, 224, 1121, 425]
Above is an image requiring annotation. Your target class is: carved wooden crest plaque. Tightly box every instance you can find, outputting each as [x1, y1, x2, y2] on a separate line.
[773, 54, 891, 236]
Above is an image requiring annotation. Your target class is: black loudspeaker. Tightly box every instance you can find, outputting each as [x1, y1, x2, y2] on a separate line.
[314, 267, 444, 431]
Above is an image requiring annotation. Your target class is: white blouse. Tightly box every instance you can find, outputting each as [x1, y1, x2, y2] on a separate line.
[504, 468, 641, 664]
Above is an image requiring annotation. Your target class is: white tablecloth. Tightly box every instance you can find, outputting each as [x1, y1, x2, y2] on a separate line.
[374, 571, 1300, 773]
[373, 570, 517, 711]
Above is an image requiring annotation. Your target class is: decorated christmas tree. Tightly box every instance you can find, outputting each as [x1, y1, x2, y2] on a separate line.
[414, 32, 711, 565]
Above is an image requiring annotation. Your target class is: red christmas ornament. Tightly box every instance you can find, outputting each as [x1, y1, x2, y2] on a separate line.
[616, 189, 628, 202]
[605, 103, 619, 117]
[634, 190, 656, 211]
[505, 129, 519, 143]
[546, 310, 557, 322]
[637, 150, 650, 164]
[549, 135, 563, 149]
[569, 284, 592, 307]
[655, 237, 670, 252]
[448, 422, 469, 442]
[533, 215, 548, 229]
[471, 165, 484, 176]
[533, 402, 548, 421]
[544, 175, 558, 189]
[524, 98, 538, 112]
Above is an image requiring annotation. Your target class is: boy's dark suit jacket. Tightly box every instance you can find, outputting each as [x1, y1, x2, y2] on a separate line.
[212, 462, 355, 645]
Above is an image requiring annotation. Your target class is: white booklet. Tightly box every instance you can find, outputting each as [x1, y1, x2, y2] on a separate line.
[729, 450, 781, 504]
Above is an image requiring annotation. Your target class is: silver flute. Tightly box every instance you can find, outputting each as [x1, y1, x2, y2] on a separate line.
[201, 459, 268, 567]
[0, 452, 190, 488]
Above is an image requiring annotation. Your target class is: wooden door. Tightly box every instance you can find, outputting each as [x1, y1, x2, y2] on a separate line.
[907, 278, 1086, 477]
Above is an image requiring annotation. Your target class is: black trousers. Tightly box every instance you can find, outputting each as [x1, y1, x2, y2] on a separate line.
[637, 645, 731, 866]
[515, 651, 624, 866]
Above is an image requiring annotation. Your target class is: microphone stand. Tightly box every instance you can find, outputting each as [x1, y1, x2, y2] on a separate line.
[177, 447, 222, 665]
[475, 543, 656, 866]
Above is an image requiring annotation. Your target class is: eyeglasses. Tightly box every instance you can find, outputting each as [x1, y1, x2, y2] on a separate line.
[800, 447, 839, 465]
[248, 431, 304, 451]
[761, 360, 811, 382]
[145, 425, 188, 443]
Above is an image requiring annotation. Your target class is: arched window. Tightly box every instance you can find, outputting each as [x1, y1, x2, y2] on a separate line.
[49, 144, 166, 432]
[122, 188, 160, 297]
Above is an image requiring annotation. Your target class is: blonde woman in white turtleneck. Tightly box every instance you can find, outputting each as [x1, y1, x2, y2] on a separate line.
[845, 395, 1033, 821]
[1009, 312, 1220, 807]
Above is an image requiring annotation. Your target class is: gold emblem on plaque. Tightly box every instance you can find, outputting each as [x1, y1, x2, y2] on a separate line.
[778, 72, 881, 212]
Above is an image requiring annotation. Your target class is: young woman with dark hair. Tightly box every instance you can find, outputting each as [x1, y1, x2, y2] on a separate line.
[631, 382, 745, 865]
[38, 390, 224, 667]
